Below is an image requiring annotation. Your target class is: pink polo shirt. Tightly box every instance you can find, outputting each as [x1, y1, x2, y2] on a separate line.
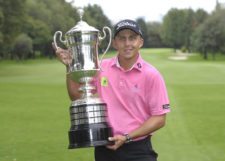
[96, 54, 170, 137]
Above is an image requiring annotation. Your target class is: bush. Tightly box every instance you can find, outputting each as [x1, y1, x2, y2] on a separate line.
[12, 33, 33, 60]
[181, 46, 187, 53]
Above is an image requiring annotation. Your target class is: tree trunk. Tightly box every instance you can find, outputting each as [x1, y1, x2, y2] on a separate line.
[203, 48, 208, 60]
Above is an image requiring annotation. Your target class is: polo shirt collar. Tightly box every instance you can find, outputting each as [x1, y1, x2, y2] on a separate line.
[110, 53, 144, 72]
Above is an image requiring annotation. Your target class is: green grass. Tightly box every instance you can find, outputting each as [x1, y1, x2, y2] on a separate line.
[0, 49, 225, 161]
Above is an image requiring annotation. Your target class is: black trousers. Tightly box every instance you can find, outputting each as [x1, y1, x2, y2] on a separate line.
[95, 136, 158, 161]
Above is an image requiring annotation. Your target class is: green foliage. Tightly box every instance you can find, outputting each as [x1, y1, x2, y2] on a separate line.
[0, 8, 3, 42]
[0, 0, 78, 59]
[1, 0, 26, 55]
[161, 8, 211, 52]
[194, 9, 209, 25]
[162, 6, 224, 60]
[12, 33, 33, 60]
[24, 17, 51, 44]
[83, 4, 112, 30]
[146, 22, 165, 48]
[26, 0, 78, 33]
[136, 18, 149, 47]
[161, 8, 205, 51]
[0, 0, 115, 59]
[181, 46, 188, 53]
[0, 0, 224, 60]
[163, 8, 189, 49]
[24, 0, 78, 56]
[191, 8, 225, 59]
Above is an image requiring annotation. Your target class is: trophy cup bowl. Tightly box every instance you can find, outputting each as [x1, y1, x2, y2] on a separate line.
[53, 8, 113, 149]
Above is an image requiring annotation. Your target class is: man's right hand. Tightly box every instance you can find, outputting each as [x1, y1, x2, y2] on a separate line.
[52, 42, 72, 66]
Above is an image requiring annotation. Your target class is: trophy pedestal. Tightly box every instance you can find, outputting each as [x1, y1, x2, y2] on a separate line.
[68, 101, 113, 149]
[68, 123, 113, 149]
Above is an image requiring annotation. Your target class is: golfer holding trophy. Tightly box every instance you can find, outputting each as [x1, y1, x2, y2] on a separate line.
[53, 8, 113, 149]
[54, 7, 170, 161]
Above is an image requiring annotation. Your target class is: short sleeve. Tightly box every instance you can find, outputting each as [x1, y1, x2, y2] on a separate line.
[146, 71, 170, 115]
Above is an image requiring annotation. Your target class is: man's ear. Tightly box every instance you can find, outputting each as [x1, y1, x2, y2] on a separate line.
[139, 38, 144, 48]
[112, 39, 117, 49]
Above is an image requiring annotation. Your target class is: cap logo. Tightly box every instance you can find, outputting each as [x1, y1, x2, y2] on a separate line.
[114, 19, 143, 38]
[116, 21, 136, 30]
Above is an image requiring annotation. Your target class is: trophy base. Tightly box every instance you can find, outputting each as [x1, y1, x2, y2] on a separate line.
[68, 102, 114, 149]
[68, 123, 113, 149]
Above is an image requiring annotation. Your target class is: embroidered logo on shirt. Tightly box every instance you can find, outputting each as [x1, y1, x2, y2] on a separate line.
[131, 84, 140, 93]
[101, 77, 108, 87]
[162, 104, 170, 109]
[137, 63, 142, 68]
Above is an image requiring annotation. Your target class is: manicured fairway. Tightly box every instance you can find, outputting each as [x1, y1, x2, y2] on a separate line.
[0, 49, 224, 161]
[141, 49, 225, 161]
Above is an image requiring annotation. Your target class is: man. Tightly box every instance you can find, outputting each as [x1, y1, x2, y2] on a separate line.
[54, 19, 170, 161]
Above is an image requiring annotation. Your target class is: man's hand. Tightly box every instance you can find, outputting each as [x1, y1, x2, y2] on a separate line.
[106, 135, 126, 150]
[52, 42, 72, 66]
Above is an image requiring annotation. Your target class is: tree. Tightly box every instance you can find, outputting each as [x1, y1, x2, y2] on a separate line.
[0, 0, 26, 58]
[83, 4, 112, 30]
[136, 18, 148, 48]
[0, 5, 4, 58]
[0, 0, 113, 59]
[161, 8, 208, 52]
[194, 9, 209, 26]
[191, 24, 210, 59]
[191, 9, 225, 59]
[161, 8, 185, 50]
[182, 9, 195, 52]
[13, 33, 33, 60]
[146, 22, 164, 48]
[25, 0, 78, 57]
[22, 16, 51, 57]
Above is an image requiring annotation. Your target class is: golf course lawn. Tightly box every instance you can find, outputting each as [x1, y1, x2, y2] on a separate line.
[0, 48, 224, 161]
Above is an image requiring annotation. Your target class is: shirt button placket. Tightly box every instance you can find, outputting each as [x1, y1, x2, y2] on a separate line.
[119, 75, 125, 88]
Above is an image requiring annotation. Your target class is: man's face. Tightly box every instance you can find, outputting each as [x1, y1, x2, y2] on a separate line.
[113, 29, 143, 61]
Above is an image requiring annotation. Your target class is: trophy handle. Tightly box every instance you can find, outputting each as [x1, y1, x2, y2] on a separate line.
[53, 31, 67, 49]
[99, 26, 112, 69]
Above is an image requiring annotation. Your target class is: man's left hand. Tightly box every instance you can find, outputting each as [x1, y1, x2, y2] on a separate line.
[106, 135, 126, 150]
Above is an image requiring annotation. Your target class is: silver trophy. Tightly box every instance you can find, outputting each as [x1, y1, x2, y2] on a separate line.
[53, 8, 113, 149]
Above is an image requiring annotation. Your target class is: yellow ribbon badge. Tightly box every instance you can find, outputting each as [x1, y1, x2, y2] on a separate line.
[101, 76, 108, 86]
